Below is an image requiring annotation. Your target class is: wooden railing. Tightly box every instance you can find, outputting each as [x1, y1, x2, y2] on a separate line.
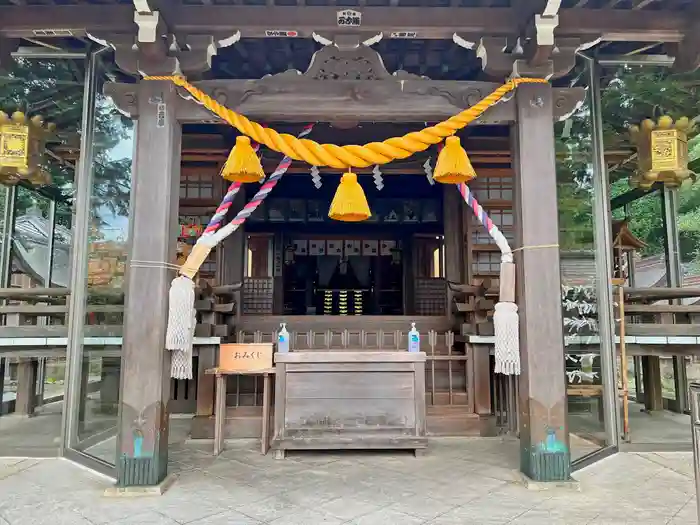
[620, 287, 700, 339]
[0, 283, 242, 340]
[0, 285, 238, 417]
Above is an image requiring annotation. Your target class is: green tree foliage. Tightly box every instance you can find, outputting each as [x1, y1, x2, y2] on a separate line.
[558, 64, 700, 264]
[0, 57, 132, 228]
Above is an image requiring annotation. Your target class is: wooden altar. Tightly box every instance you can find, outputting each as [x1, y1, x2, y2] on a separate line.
[272, 351, 427, 457]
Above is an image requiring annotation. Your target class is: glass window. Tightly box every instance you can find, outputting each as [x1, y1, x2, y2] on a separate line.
[0, 55, 84, 457]
[603, 63, 697, 444]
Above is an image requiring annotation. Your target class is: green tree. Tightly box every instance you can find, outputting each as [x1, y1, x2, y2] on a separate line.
[0, 57, 132, 227]
[558, 64, 700, 264]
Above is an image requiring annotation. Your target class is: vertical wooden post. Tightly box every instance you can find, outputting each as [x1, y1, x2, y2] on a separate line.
[14, 358, 38, 416]
[99, 356, 121, 415]
[443, 186, 462, 318]
[642, 356, 664, 412]
[512, 83, 570, 481]
[220, 188, 245, 286]
[273, 232, 284, 314]
[117, 79, 181, 488]
[0, 357, 5, 415]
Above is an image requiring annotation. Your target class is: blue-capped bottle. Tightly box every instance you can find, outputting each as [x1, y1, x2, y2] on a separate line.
[408, 322, 420, 353]
[278, 323, 290, 354]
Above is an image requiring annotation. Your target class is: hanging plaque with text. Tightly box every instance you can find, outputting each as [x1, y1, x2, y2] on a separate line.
[337, 9, 362, 27]
[219, 343, 274, 372]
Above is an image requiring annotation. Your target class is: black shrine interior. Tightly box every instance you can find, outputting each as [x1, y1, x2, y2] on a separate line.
[245, 171, 445, 316]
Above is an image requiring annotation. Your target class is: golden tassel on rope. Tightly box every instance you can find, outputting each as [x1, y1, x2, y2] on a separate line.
[328, 171, 371, 222]
[433, 136, 476, 184]
[222, 136, 265, 183]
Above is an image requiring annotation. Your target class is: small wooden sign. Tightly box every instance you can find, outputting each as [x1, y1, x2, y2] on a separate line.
[219, 343, 274, 372]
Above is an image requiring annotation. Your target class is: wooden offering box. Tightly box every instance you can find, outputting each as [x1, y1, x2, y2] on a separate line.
[272, 351, 427, 457]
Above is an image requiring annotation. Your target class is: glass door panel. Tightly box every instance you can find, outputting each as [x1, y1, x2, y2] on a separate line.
[557, 58, 617, 463]
[65, 51, 133, 467]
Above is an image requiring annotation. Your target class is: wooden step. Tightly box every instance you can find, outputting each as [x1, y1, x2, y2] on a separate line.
[426, 405, 486, 437]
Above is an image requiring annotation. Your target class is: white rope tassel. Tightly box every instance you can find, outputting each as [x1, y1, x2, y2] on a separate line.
[165, 274, 196, 355]
[494, 302, 520, 375]
[170, 312, 196, 379]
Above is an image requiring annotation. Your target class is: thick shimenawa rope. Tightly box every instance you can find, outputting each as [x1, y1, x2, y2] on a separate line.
[144, 76, 547, 169]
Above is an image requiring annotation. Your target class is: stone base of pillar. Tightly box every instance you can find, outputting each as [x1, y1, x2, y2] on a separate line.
[516, 470, 579, 490]
[117, 455, 168, 488]
[108, 472, 176, 496]
[522, 448, 571, 482]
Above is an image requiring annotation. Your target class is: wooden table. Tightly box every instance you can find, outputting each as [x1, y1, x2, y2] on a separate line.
[205, 367, 276, 456]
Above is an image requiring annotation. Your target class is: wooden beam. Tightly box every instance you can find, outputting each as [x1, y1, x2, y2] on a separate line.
[671, 5, 700, 72]
[0, 6, 135, 36]
[103, 77, 583, 124]
[0, 6, 687, 43]
[610, 183, 661, 210]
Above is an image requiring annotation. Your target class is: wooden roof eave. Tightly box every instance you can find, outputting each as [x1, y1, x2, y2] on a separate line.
[0, 5, 688, 45]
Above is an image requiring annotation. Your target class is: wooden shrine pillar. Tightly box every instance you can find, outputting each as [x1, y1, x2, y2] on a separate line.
[117, 79, 182, 488]
[443, 186, 463, 316]
[219, 189, 246, 287]
[512, 82, 570, 481]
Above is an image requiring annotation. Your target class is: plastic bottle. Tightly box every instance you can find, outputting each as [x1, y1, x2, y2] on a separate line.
[278, 323, 290, 353]
[408, 322, 420, 353]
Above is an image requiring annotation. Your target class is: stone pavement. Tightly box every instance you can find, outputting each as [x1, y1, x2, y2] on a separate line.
[0, 438, 696, 525]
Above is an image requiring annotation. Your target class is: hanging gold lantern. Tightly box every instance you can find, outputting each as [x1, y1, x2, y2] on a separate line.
[629, 116, 694, 189]
[0, 111, 56, 187]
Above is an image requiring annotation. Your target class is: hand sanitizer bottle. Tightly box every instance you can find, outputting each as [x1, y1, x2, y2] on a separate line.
[278, 323, 290, 354]
[408, 322, 420, 353]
